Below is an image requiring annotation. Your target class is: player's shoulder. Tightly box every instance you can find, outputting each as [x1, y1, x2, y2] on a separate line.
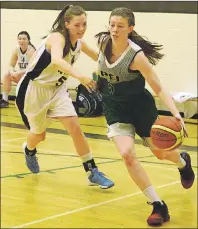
[79, 39, 87, 49]
[128, 40, 142, 52]
[133, 50, 147, 66]
[12, 47, 20, 56]
[28, 45, 36, 53]
[47, 32, 65, 45]
[48, 32, 65, 41]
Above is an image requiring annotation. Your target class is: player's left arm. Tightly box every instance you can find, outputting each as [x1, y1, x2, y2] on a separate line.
[81, 40, 98, 61]
[130, 51, 187, 133]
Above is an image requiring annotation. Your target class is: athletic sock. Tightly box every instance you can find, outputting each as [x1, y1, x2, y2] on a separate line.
[81, 153, 97, 173]
[176, 154, 186, 169]
[2, 92, 8, 101]
[25, 146, 37, 156]
[143, 186, 163, 204]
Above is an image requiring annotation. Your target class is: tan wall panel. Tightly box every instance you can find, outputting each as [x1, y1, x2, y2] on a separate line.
[1, 9, 197, 95]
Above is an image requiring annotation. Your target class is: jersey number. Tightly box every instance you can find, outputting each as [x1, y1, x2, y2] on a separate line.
[56, 76, 67, 86]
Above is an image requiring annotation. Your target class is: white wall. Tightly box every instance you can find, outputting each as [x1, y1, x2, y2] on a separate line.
[1, 8, 197, 95]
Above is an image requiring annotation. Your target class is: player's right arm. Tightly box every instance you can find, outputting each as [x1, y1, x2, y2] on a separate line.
[8, 48, 18, 75]
[131, 51, 187, 135]
[48, 32, 95, 89]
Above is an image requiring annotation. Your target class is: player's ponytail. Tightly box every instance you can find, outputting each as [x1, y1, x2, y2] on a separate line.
[50, 5, 86, 57]
[95, 31, 112, 61]
[51, 5, 71, 32]
[128, 30, 164, 65]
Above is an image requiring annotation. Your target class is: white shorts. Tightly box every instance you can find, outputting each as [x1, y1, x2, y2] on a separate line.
[16, 80, 77, 134]
[107, 122, 135, 139]
[107, 122, 149, 146]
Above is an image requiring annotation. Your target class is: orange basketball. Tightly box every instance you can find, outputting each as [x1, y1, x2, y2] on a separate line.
[150, 116, 184, 151]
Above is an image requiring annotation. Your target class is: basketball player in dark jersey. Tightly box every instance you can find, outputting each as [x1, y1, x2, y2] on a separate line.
[95, 7, 195, 226]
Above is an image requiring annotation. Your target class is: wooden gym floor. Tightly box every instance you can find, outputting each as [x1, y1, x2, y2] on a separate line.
[1, 101, 197, 228]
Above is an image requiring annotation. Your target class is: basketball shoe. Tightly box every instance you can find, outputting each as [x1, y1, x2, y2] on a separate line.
[178, 152, 195, 189]
[22, 142, 40, 173]
[88, 168, 114, 189]
[147, 201, 170, 226]
[0, 99, 9, 108]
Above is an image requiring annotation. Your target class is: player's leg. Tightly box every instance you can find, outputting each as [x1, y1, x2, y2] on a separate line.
[15, 80, 50, 173]
[21, 117, 48, 174]
[108, 122, 170, 226]
[145, 137, 195, 189]
[53, 87, 114, 189]
[135, 90, 194, 189]
[22, 132, 46, 174]
[58, 115, 114, 189]
[129, 91, 170, 225]
[0, 72, 12, 108]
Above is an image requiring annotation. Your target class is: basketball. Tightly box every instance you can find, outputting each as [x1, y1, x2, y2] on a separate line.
[150, 116, 185, 151]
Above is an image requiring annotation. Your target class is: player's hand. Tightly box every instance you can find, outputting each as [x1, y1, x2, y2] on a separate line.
[10, 71, 16, 77]
[79, 75, 96, 92]
[10, 72, 21, 83]
[174, 113, 188, 137]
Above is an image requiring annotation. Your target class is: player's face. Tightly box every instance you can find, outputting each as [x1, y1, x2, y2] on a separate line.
[18, 35, 29, 48]
[109, 16, 133, 42]
[66, 14, 87, 39]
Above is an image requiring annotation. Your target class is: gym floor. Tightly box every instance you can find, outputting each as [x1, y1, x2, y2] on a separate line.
[1, 101, 197, 228]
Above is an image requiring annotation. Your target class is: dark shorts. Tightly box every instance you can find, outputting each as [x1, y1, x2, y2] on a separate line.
[102, 89, 158, 137]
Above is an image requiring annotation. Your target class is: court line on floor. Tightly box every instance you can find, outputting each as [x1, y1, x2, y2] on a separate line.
[0, 130, 14, 134]
[11, 178, 196, 228]
[0, 160, 118, 178]
[1, 122, 197, 151]
[2, 143, 197, 179]
[3, 141, 196, 165]
[1, 137, 26, 143]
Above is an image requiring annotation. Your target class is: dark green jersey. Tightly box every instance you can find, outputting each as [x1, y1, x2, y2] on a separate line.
[97, 40, 145, 100]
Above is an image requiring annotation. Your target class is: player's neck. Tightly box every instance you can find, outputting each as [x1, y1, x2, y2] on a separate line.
[112, 40, 129, 57]
[20, 45, 28, 53]
[70, 37, 78, 48]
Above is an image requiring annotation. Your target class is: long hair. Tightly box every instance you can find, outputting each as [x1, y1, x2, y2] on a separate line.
[18, 31, 36, 50]
[95, 7, 164, 65]
[50, 5, 86, 57]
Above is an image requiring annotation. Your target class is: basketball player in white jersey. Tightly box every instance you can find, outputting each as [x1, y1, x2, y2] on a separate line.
[15, 5, 114, 189]
[0, 31, 36, 108]
[95, 7, 195, 225]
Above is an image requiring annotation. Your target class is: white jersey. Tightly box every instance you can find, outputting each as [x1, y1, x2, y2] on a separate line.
[16, 36, 80, 133]
[24, 36, 81, 87]
[17, 45, 31, 70]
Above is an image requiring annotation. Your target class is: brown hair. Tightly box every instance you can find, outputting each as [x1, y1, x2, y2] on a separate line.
[95, 7, 164, 65]
[18, 31, 36, 50]
[49, 5, 86, 57]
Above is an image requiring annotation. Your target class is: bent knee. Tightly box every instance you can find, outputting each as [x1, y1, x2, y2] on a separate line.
[35, 132, 46, 141]
[3, 72, 12, 80]
[41, 132, 46, 141]
[120, 149, 137, 166]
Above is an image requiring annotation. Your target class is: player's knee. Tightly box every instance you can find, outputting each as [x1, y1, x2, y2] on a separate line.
[120, 149, 137, 166]
[41, 132, 46, 141]
[36, 132, 46, 142]
[152, 149, 166, 160]
[67, 122, 81, 136]
[4, 72, 11, 80]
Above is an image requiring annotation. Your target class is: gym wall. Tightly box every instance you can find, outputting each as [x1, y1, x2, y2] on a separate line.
[1, 1, 197, 97]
